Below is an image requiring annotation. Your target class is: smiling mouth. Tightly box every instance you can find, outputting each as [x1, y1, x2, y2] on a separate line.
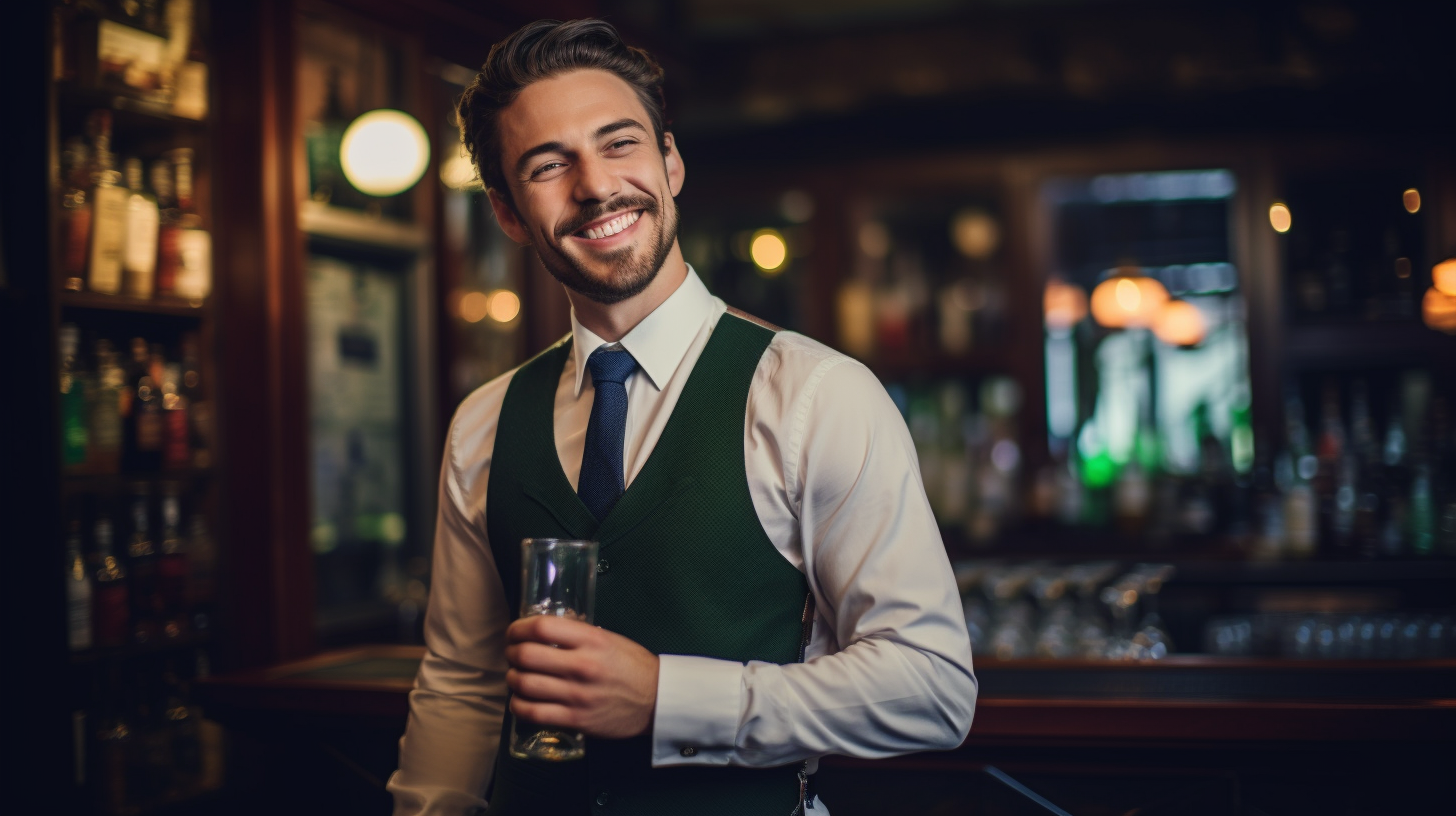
[575, 209, 642, 240]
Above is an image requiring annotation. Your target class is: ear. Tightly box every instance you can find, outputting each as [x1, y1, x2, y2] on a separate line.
[487, 188, 531, 245]
[662, 132, 685, 198]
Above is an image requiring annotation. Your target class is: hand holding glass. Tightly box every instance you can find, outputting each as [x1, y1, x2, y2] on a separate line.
[509, 538, 598, 761]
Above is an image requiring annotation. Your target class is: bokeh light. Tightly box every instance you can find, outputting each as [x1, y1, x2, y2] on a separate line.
[1423, 286, 1456, 334]
[1403, 188, 1421, 214]
[951, 208, 1000, 260]
[1268, 202, 1292, 233]
[487, 289, 521, 323]
[459, 291, 489, 323]
[1091, 269, 1168, 328]
[1433, 258, 1456, 296]
[750, 229, 788, 273]
[340, 109, 430, 197]
[1044, 279, 1088, 330]
[1153, 299, 1207, 347]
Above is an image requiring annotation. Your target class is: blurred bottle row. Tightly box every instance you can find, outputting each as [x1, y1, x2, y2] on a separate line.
[81, 653, 224, 814]
[1206, 612, 1455, 660]
[65, 484, 218, 652]
[59, 110, 211, 301]
[53, 0, 209, 120]
[957, 561, 1176, 660]
[59, 325, 211, 475]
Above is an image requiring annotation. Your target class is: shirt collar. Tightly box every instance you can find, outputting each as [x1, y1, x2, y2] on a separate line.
[570, 265, 715, 397]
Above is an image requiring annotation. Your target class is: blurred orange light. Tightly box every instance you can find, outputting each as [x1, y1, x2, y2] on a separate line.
[1091, 270, 1168, 329]
[487, 289, 521, 323]
[1153, 299, 1207, 347]
[1044, 279, 1088, 330]
[1433, 258, 1456, 296]
[1403, 189, 1421, 214]
[1423, 286, 1456, 334]
[459, 291, 489, 323]
[1269, 203, 1292, 233]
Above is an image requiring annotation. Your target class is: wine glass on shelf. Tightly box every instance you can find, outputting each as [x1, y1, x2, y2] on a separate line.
[1030, 566, 1077, 659]
[1130, 563, 1175, 659]
[1101, 572, 1150, 660]
[1067, 561, 1118, 659]
[984, 563, 1040, 659]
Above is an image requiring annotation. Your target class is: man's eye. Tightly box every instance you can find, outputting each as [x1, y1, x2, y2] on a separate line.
[530, 162, 565, 179]
[608, 139, 637, 151]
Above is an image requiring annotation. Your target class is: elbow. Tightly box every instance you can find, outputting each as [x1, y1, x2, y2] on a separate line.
[931, 665, 977, 751]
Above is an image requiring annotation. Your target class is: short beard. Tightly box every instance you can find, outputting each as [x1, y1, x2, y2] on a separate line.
[531, 194, 678, 306]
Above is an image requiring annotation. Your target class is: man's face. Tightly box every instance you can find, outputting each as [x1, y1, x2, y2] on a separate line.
[490, 69, 685, 305]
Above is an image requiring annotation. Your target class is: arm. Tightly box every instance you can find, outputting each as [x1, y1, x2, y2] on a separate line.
[651, 354, 977, 767]
[388, 420, 512, 815]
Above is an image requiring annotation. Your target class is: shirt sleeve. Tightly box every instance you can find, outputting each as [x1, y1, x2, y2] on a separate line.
[387, 416, 512, 815]
[651, 354, 977, 768]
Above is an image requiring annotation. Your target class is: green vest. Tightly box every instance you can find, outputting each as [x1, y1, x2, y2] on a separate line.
[484, 313, 812, 816]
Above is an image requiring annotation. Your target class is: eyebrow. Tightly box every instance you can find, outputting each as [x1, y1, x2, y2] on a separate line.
[513, 118, 650, 178]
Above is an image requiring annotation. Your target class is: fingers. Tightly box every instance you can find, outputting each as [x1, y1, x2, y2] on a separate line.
[510, 696, 579, 731]
[506, 668, 584, 705]
[506, 615, 598, 647]
[506, 641, 597, 678]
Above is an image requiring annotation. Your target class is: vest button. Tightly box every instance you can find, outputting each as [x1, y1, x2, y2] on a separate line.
[595, 791, 610, 807]
[596, 559, 610, 574]
[680, 746, 697, 757]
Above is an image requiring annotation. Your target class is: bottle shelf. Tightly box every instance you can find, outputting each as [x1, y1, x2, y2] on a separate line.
[61, 289, 207, 318]
[70, 629, 213, 666]
[57, 81, 209, 130]
[62, 468, 214, 492]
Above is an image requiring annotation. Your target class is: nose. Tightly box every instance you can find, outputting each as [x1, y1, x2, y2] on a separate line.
[573, 153, 619, 204]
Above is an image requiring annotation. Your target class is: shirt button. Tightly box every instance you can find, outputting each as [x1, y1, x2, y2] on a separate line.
[680, 746, 697, 757]
[596, 791, 610, 806]
[596, 559, 610, 574]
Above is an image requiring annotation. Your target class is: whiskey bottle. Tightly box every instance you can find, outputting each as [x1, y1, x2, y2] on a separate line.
[161, 363, 190, 470]
[66, 521, 95, 651]
[168, 148, 211, 301]
[121, 157, 160, 299]
[150, 158, 181, 296]
[86, 111, 127, 295]
[60, 137, 93, 292]
[123, 338, 163, 471]
[93, 516, 130, 648]
[126, 485, 161, 644]
[157, 487, 189, 638]
[181, 333, 210, 467]
[186, 514, 217, 633]
[90, 339, 125, 474]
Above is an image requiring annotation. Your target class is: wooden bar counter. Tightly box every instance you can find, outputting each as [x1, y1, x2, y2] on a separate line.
[198, 648, 1455, 814]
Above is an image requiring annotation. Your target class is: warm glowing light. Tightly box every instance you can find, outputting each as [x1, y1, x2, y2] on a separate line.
[1153, 299, 1207, 347]
[340, 109, 430, 196]
[750, 229, 788, 273]
[1403, 188, 1421, 214]
[1424, 287, 1456, 334]
[1433, 258, 1456, 296]
[459, 291, 489, 323]
[951, 208, 1000, 260]
[440, 141, 481, 191]
[487, 289, 521, 323]
[1269, 202, 1292, 233]
[1043, 279, 1088, 330]
[1090, 270, 1169, 328]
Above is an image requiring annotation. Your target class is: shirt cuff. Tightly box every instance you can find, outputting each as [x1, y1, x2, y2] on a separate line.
[651, 654, 744, 767]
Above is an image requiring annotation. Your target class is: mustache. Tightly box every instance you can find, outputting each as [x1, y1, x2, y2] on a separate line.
[555, 195, 658, 240]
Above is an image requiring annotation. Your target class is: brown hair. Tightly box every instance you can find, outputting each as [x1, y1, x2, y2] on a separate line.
[457, 18, 668, 207]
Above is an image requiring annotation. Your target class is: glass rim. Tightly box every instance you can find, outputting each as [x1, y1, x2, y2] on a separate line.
[520, 537, 598, 548]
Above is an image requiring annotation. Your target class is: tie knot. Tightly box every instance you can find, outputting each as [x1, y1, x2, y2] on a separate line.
[586, 346, 637, 386]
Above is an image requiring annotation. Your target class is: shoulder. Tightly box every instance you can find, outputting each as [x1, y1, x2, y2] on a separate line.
[757, 328, 884, 406]
[447, 335, 571, 475]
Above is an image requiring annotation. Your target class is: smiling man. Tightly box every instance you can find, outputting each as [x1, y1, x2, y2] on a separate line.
[388, 19, 975, 816]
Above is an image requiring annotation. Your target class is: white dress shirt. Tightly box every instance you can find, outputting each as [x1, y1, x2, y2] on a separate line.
[388, 269, 976, 815]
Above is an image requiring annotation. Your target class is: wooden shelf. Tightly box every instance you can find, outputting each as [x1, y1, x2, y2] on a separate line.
[299, 201, 428, 251]
[56, 81, 209, 130]
[62, 468, 214, 492]
[60, 289, 207, 318]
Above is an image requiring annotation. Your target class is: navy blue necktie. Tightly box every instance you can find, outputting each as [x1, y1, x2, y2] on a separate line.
[578, 346, 638, 521]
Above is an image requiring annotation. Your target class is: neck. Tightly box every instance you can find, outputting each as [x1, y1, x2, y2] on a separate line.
[567, 242, 689, 342]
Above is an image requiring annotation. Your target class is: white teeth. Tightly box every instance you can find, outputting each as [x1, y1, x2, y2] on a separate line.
[581, 210, 640, 240]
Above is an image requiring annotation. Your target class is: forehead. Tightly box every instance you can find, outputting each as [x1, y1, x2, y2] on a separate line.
[497, 69, 651, 159]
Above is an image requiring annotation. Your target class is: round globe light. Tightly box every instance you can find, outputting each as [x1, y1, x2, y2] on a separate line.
[1433, 258, 1456, 297]
[1044, 279, 1088, 330]
[750, 229, 788, 274]
[1090, 269, 1168, 329]
[340, 109, 430, 197]
[1153, 299, 1207, 347]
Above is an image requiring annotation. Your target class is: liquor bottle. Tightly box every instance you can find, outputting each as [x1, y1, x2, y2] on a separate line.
[150, 159, 181, 296]
[1283, 392, 1318, 558]
[123, 338, 163, 471]
[59, 324, 91, 468]
[93, 516, 130, 648]
[168, 148, 211, 301]
[1348, 381, 1383, 558]
[162, 664, 203, 790]
[85, 111, 127, 295]
[66, 521, 95, 651]
[1408, 460, 1435, 556]
[186, 514, 217, 633]
[60, 137, 93, 292]
[161, 363, 190, 470]
[157, 487, 189, 638]
[126, 485, 161, 644]
[121, 157, 159, 299]
[180, 333, 209, 467]
[89, 339, 125, 473]
[1314, 380, 1348, 554]
[95, 701, 133, 814]
[1380, 412, 1410, 557]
